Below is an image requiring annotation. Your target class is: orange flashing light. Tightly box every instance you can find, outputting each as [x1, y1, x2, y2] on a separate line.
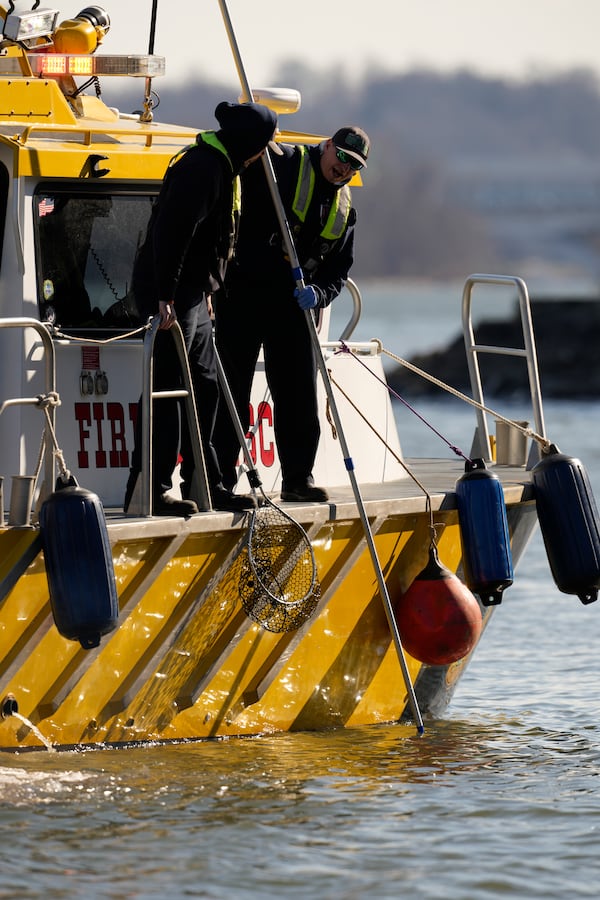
[27, 54, 166, 78]
[36, 55, 93, 76]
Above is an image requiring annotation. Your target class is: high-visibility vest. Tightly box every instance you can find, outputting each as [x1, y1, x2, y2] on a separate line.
[291, 145, 352, 269]
[170, 131, 241, 261]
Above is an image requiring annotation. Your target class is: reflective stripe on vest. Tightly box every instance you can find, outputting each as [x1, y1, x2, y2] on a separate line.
[196, 131, 241, 216]
[194, 131, 241, 260]
[168, 132, 241, 218]
[291, 145, 351, 240]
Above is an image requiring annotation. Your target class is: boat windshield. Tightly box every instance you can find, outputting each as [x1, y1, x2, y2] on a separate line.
[33, 185, 156, 332]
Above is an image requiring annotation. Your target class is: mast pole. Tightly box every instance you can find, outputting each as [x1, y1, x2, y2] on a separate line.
[140, 0, 159, 123]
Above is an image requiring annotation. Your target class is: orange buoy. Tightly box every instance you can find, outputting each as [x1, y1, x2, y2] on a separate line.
[393, 545, 482, 666]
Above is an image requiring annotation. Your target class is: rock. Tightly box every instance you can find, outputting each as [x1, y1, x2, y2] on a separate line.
[388, 298, 600, 398]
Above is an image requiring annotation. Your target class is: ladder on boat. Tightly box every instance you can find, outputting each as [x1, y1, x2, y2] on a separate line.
[128, 317, 212, 516]
[462, 274, 546, 469]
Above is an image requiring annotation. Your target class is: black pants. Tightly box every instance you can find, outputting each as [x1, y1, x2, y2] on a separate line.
[128, 302, 223, 499]
[213, 281, 319, 491]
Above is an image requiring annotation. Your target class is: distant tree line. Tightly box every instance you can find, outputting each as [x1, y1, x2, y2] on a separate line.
[103, 66, 600, 278]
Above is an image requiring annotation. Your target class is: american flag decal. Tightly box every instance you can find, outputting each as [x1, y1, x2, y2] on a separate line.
[38, 197, 55, 217]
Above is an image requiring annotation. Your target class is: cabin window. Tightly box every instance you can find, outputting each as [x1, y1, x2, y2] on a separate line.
[33, 185, 157, 331]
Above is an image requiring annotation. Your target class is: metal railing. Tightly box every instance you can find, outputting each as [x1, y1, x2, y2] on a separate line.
[0, 318, 57, 507]
[336, 277, 362, 341]
[462, 274, 546, 467]
[130, 317, 212, 516]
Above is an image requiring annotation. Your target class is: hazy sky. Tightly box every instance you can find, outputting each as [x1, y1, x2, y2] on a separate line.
[86, 0, 600, 90]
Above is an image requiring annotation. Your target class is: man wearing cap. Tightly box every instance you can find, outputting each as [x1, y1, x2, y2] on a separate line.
[125, 101, 281, 516]
[213, 125, 370, 502]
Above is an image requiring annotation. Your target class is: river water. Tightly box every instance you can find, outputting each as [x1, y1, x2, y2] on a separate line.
[1, 279, 599, 899]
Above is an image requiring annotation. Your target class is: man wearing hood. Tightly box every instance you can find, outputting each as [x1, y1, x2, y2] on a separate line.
[125, 101, 280, 516]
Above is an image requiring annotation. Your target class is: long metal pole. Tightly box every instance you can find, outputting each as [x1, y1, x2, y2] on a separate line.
[216, 0, 424, 734]
[214, 344, 261, 489]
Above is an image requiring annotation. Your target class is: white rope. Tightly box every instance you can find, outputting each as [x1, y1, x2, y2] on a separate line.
[379, 343, 551, 450]
[35, 392, 70, 481]
[51, 322, 150, 345]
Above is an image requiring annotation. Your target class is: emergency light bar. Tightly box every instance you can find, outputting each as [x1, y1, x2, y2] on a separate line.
[27, 53, 165, 77]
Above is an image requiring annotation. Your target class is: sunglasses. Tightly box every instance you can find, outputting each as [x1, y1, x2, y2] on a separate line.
[335, 148, 363, 170]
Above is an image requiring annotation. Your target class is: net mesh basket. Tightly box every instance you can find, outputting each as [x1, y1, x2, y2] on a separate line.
[239, 501, 321, 633]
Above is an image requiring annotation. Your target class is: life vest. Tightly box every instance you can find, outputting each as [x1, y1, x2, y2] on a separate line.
[291, 145, 352, 272]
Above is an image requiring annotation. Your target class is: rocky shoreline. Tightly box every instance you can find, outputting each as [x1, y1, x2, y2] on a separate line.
[388, 298, 600, 399]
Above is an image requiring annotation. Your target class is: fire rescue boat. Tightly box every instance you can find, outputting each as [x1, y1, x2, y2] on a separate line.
[0, 2, 595, 753]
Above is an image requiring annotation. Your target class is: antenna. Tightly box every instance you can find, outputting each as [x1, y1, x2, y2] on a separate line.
[140, 0, 159, 122]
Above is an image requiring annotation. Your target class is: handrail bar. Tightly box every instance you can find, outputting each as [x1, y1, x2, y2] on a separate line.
[336, 277, 362, 341]
[462, 274, 546, 467]
[13, 122, 198, 148]
[137, 317, 211, 516]
[0, 317, 56, 500]
[469, 345, 528, 358]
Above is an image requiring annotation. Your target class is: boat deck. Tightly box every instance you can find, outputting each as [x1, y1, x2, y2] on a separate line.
[103, 458, 535, 536]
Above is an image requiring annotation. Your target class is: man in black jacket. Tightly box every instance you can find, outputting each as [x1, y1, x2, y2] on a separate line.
[213, 126, 370, 502]
[125, 101, 281, 516]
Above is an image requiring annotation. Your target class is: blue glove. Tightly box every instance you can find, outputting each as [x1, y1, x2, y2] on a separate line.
[294, 285, 318, 310]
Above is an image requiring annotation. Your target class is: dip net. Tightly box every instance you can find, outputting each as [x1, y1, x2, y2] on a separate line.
[239, 498, 321, 633]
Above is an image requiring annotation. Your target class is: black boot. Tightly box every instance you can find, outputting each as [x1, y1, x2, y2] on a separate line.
[152, 492, 199, 517]
[281, 480, 329, 502]
[211, 486, 257, 512]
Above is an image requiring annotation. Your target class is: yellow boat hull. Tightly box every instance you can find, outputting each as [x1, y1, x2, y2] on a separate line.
[0, 483, 538, 751]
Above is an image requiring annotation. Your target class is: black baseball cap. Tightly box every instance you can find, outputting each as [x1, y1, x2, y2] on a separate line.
[332, 126, 370, 169]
